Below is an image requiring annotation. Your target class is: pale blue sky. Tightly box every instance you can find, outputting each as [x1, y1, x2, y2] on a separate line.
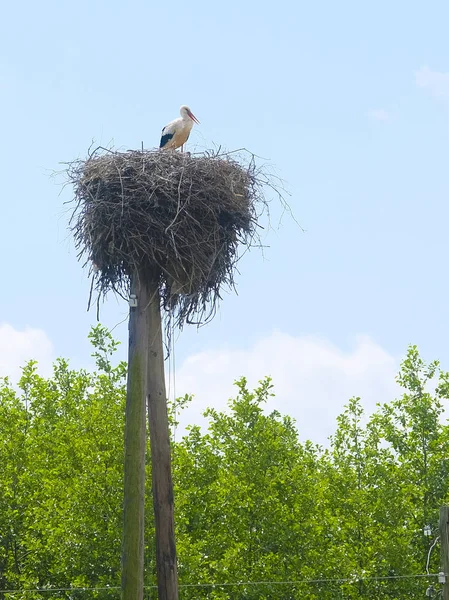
[1, 0, 449, 378]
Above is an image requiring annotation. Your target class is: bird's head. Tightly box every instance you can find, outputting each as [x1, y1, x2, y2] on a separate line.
[180, 105, 200, 124]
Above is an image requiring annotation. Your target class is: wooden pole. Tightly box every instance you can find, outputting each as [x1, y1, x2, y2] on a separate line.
[121, 274, 149, 600]
[147, 281, 179, 600]
[441, 506, 449, 600]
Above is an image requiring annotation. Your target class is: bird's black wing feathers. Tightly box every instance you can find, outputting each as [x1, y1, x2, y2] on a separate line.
[160, 129, 174, 148]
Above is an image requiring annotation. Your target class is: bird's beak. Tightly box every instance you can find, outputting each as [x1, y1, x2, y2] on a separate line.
[189, 111, 200, 124]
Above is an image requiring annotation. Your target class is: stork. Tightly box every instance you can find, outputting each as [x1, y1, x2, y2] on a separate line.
[159, 105, 200, 152]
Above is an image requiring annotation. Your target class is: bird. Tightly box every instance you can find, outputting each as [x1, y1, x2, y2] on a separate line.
[159, 105, 200, 152]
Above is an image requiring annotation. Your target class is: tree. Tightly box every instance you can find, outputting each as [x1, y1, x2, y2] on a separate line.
[0, 326, 126, 598]
[328, 397, 414, 598]
[0, 373, 29, 597]
[173, 377, 325, 599]
[0, 333, 448, 599]
[373, 346, 449, 575]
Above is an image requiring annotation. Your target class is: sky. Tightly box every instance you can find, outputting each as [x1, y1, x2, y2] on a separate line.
[1, 0, 449, 444]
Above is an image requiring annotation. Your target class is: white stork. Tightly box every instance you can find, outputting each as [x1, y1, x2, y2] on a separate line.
[159, 105, 200, 152]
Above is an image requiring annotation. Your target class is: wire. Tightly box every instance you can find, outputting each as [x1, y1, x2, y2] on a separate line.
[109, 312, 129, 334]
[0, 587, 121, 594]
[427, 536, 440, 574]
[0, 573, 440, 593]
[166, 322, 172, 415]
[178, 574, 440, 587]
[171, 317, 177, 444]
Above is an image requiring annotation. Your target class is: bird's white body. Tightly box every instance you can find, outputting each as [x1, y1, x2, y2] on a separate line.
[160, 105, 199, 151]
[161, 115, 193, 150]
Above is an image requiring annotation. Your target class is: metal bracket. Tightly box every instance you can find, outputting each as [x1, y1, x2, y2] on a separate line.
[439, 571, 446, 584]
[129, 294, 138, 308]
[424, 525, 432, 537]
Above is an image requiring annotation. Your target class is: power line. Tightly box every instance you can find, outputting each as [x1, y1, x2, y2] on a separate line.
[0, 573, 440, 594]
[0, 587, 121, 594]
[179, 574, 440, 587]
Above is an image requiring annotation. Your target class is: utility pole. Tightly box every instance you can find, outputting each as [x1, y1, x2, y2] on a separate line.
[122, 274, 149, 600]
[147, 281, 179, 600]
[440, 506, 449, 600]
[121, 274, 179, 600]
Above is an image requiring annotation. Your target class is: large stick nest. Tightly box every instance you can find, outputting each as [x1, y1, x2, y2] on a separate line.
[66, 147, 284, 327]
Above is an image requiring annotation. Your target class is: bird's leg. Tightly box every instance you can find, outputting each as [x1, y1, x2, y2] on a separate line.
[181, 144, 184, 153]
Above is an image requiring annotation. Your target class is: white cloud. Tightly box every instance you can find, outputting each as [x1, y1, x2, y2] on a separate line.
[367, 109, 390, 122]
[415, 66, 449, 99]
[174, 332, 400, 446]
[0, 323, 54, 383]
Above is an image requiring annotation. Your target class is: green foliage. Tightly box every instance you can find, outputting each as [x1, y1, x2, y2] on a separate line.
[174, 377, 325, 599]
[0, 334, 447, 599]
[0, 326, 126, 599]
